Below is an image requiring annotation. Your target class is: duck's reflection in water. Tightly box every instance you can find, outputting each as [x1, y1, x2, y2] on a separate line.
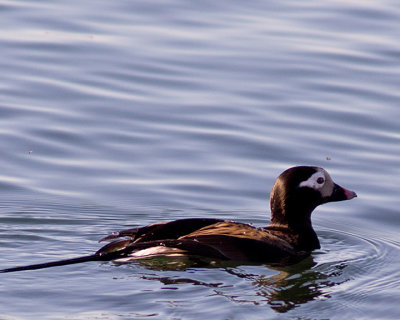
[122, 255, 348, 313]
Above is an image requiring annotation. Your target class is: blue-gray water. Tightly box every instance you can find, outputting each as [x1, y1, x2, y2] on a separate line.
[1, 1, 399, 319]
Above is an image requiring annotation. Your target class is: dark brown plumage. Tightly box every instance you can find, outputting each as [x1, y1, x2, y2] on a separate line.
[0, 166, 356, 273]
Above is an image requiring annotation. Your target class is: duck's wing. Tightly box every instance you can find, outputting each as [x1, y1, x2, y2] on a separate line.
[179, 221, 298, 262]
[96, 218, 225, 258]
[99, 218, 224, 243]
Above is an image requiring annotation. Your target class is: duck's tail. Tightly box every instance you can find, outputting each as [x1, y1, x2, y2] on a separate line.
[0, 238, 134, 273]
[0, 254, 103, 273]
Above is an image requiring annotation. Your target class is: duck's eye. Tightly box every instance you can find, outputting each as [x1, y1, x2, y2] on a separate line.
[317, 177, 325, 184]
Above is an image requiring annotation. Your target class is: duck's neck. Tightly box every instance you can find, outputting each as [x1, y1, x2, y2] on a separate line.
[268, 204, 320, 251]
[267, 222, 320, 252]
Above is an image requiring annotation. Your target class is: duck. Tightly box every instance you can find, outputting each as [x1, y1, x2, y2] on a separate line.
[0, 166, 356, 273]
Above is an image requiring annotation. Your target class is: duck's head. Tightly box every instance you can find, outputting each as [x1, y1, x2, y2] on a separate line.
[269, 166, 357, 228]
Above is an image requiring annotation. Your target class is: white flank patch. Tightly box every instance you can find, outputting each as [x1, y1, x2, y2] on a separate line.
[116, 246, 186, 261]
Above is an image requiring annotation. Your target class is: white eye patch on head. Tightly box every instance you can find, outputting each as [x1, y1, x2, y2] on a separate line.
[299, 171, 326, 190]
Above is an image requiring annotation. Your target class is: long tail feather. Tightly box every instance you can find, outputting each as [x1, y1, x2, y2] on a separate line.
[0, 254, 101, 273]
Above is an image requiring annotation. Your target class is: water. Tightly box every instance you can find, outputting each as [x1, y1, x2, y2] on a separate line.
[0, 0, 399, 319]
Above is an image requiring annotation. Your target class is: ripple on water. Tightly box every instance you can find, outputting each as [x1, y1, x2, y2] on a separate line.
[311, 224, 400, 317]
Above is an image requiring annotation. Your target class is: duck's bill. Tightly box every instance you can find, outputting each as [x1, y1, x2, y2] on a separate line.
[329, 183, 357, 202]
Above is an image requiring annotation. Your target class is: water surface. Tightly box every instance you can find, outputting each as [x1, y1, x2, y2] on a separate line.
[0, 1, 399, 319]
